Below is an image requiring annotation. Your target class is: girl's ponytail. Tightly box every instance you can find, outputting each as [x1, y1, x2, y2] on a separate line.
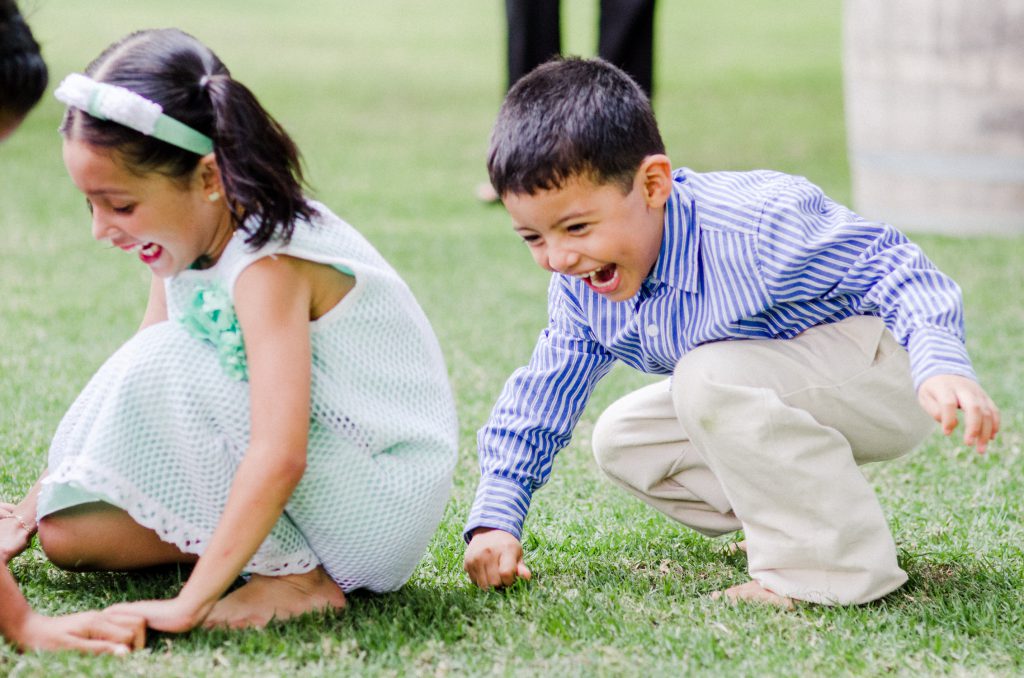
[204, 74, 313, 248]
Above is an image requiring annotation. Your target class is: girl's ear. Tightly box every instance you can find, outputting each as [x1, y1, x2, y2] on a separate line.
[196, 152, 224, 196]
[638, 154, 673, 208]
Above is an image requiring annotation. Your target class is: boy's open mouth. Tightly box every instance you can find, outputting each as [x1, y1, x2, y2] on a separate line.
[582, 264, 620, 294]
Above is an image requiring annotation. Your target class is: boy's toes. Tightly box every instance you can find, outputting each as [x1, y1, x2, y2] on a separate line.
[726, 540, 747, 555]
[712, 579, 794, 610]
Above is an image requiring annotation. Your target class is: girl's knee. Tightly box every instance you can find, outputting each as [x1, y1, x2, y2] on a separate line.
[37, 515, 91, 571]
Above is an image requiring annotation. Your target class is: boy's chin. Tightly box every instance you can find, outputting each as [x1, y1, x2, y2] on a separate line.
[594, 281, 641, 302]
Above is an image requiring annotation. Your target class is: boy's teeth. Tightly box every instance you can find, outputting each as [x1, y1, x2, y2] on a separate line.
[140, 243, 159, 256]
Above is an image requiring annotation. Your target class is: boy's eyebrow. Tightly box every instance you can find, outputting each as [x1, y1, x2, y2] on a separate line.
[554, 209, 593, 226]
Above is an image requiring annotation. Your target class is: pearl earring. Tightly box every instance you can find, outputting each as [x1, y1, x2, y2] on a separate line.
[208, 191, 221, 202]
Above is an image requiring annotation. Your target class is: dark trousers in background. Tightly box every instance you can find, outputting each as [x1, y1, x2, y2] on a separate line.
[504, 0, 656, 96]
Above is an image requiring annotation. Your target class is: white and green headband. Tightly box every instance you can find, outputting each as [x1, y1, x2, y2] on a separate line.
[54, 73, 214, 156]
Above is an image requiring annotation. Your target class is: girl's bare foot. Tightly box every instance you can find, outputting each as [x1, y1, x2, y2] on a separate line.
[711, 579, 795, 610]
[203, 567, 346, 629]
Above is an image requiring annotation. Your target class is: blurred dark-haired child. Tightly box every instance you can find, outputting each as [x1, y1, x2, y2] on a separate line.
[2, 0, 148, 655]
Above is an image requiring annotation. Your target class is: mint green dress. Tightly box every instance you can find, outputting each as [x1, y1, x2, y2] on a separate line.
[38, 203, 458, 592]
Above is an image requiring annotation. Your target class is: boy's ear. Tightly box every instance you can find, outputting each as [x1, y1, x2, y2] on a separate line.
[638, 154, 673, 208]
[196, 152, 224, 195]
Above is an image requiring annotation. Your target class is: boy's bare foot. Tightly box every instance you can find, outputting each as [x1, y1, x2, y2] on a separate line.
[711, 579, 795, 610]
[727, 540, 747, 555]
[203, 567, 346, 629]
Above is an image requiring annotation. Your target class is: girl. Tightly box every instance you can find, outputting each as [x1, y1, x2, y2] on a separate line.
[15, 27, 457, 631]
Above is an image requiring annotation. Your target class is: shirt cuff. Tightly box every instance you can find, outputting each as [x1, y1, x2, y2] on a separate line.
[906, 327, 977, 389]
[463, 474, 534, 543]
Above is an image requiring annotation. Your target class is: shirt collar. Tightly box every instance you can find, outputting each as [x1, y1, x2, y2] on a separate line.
[648, 170, 700, 293]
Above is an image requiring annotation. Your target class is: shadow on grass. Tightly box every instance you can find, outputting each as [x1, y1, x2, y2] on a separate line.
[13, 530, 1022, 665]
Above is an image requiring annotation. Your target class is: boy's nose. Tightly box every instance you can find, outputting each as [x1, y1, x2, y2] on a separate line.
[547, 245, 580, 273]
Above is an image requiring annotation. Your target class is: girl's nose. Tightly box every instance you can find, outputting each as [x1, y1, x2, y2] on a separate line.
[91, 212, 114, 241]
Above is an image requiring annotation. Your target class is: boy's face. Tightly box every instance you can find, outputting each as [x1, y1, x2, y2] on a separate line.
[503, 159, 671, 302]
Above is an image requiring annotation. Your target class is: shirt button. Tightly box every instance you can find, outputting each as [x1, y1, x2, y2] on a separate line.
[646, 324, 659, 337]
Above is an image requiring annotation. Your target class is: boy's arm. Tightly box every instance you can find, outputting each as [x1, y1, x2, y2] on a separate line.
[465, 277, 616, 588]
[756, 175, 998, 451]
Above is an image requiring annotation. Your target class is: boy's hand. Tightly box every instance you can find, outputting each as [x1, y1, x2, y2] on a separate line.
[918, 374, 1000, 453]
[464, 528, 532, 589]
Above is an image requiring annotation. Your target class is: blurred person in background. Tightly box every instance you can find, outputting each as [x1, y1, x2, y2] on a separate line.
[478, 0, 656, 202]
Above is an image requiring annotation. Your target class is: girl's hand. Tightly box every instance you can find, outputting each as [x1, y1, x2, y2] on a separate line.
[105, 596, 215, 634]
[0, 503, 34, 563]
[13, 610, 146, 655]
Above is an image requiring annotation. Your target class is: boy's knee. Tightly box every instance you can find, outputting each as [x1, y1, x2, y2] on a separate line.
[591, 400, 634, 475]
[671, 345, 735, 426]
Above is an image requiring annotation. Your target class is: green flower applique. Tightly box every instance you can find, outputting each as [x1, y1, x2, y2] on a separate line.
[179, 282, 248, 381]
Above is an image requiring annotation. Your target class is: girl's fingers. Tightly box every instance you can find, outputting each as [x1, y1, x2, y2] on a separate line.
[98, 613, 147, 649]
[67, 636, 132, 656]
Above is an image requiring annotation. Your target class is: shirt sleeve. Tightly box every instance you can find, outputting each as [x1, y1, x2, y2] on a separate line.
[464, 275, 617, 542]
[755, 175, 976, 388]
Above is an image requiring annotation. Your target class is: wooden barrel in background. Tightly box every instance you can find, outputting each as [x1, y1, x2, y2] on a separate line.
[843, 0, 1024, 234]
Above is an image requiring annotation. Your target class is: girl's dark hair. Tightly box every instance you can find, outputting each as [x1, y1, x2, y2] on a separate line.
[0, 0, 49, 120]
[59, 28, 313, 248]
[488, 57, 665, 197]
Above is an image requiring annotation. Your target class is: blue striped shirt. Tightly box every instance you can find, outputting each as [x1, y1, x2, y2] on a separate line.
[466, 167, 976, 541]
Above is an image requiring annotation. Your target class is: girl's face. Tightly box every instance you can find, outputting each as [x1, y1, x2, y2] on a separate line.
[62, 139, 234, 278]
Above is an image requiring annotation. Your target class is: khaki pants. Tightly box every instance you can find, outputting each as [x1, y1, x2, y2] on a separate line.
[591, 316, 935, 604]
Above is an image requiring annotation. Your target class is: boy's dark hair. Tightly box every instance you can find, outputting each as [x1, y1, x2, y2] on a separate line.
[60, 28, 313, 249]
[487, 57, 664, 197]
[0, 0, 48, 121]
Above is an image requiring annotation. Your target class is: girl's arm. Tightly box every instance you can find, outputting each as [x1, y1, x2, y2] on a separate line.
[138, 274, 168, 330]
[1, 480, 43, 563]
[110, 255, 314, 631]
[1, 566, 145, 654]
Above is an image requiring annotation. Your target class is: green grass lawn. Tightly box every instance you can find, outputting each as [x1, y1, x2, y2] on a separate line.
[2, 0, 1022, 675]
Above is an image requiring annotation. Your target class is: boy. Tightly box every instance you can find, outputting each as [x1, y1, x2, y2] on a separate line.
[463, 57, 1000, 606]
